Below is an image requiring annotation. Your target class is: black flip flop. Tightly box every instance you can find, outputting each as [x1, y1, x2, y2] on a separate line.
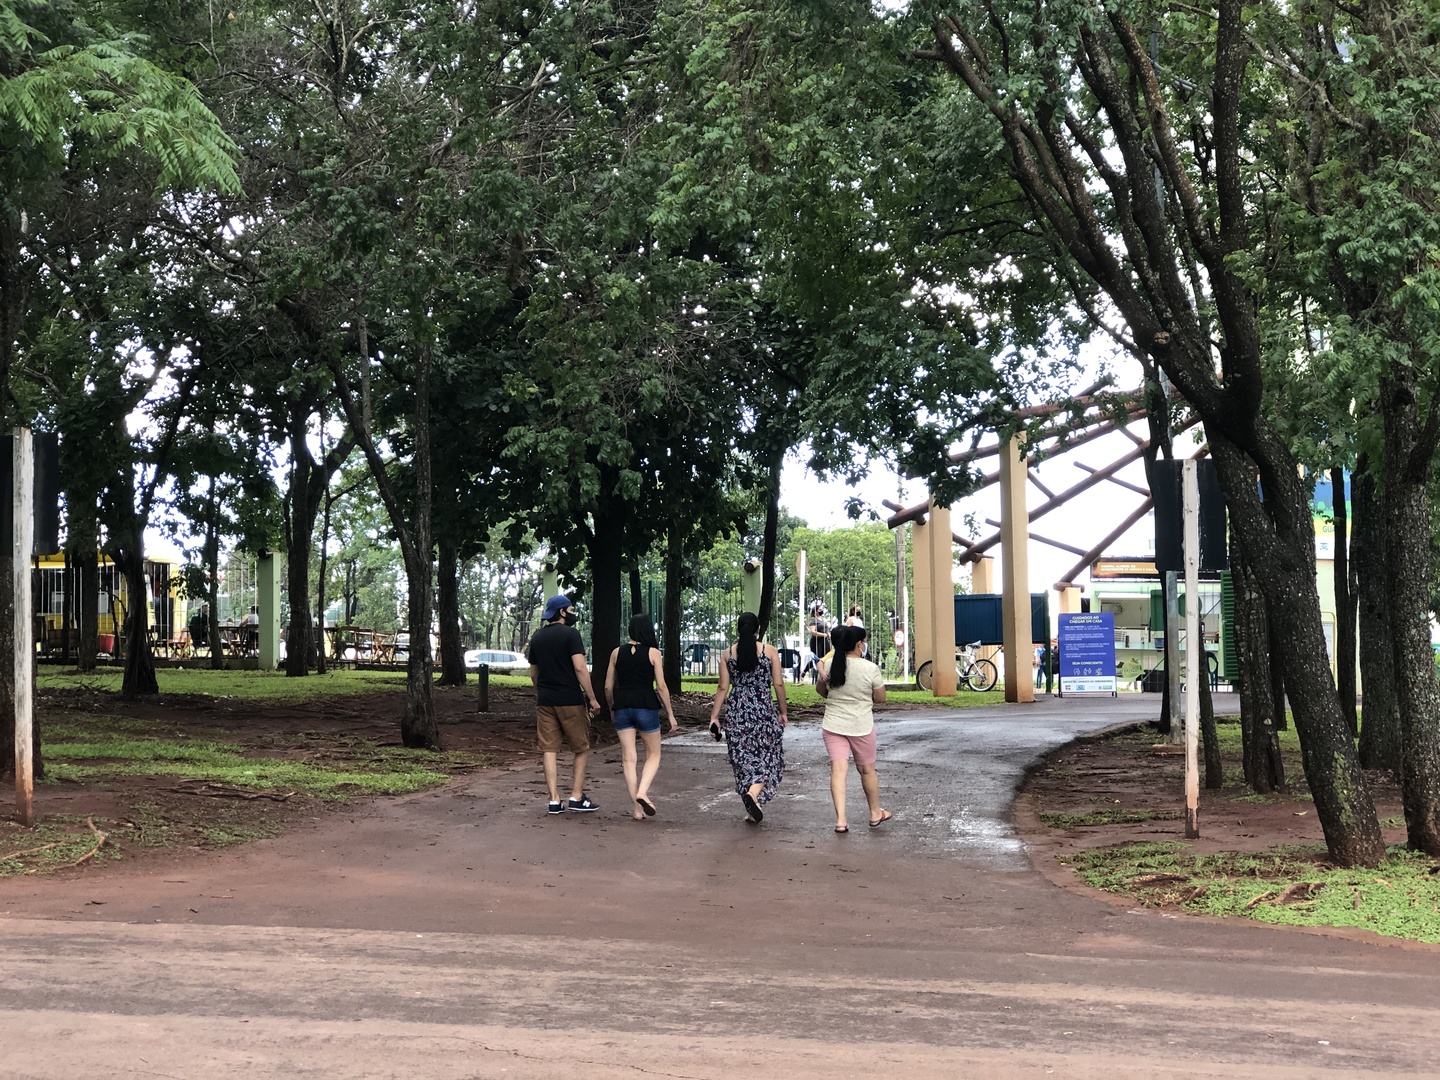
[709, 722, 723, 741]
[636, 796, 656, 817]
[741, 792, 763, 823]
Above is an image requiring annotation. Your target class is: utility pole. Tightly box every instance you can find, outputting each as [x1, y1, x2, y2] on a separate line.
[11, 430, 34, 826]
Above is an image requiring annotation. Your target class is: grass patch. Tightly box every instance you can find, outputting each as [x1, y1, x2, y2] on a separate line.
[40, 713, 478, 800]
[0, 817, 120, 876]
[1066, 842, 1440, 943]
[38, 668, 414, 701]
[1038, 808, 1182, 828]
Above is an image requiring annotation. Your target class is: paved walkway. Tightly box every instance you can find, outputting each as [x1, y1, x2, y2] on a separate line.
[2, 693, 1437, 1078]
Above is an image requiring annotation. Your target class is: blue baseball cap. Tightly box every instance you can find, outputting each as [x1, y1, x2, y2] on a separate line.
[541, 595, 572, 621]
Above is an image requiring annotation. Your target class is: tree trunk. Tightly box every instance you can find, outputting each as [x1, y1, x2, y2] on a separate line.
[436, 536, 465, 686]
[587, 494, 625, 726]
[1199, 658, 1223, 790]
[756, 446, 782, 636]
[284, 417, 317, 677]
[399, 345, 438, 749]
[1331, 466, 1357, 735]
[1380, 370, 1440, 854]
[116, 539, 158, 698]
[662, 523, 683, 694]
[1268, 620, 1288, 732]
[1211, 434, 1380, 865]
[1353, 456, 1400, 772]
[629, 563, 644, 616]
[68, 490, 99, 674]
[203, 486, 224, 669]
[316, 485, 334, 676]
[1232, 537, 1284, 792]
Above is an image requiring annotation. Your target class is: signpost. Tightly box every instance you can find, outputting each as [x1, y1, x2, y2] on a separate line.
[1057, 612, 1117, 696]
[1183, 460, 1201, 838]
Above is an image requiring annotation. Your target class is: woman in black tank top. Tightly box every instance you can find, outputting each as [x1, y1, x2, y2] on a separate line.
[604, 614, 677, 819]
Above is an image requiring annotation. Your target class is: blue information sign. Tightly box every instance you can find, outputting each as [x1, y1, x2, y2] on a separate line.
[1058, 612, 1117, 695]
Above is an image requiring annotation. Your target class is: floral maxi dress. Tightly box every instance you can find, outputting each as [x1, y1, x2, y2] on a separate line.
[723, 651, 785, 804]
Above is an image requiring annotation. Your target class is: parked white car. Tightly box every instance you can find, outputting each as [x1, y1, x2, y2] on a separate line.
[463, 648, 530, 673]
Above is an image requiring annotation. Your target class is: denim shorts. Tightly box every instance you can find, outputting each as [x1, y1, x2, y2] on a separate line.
[613, 707, 662, 734]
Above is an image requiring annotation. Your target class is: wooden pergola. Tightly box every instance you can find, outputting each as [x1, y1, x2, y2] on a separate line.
[885, 388, 1202, 702]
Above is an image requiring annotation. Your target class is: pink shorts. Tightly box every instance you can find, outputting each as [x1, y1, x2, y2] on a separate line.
[823, 728, 877, 766]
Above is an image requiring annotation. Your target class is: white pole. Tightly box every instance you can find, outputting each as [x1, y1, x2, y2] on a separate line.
[797, 549, 807, 675]
[1182, 459, 1200, 839]
[13, 430, 34, 827]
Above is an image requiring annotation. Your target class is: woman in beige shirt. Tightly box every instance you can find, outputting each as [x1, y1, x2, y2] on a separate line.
[816, 626, 890, 833]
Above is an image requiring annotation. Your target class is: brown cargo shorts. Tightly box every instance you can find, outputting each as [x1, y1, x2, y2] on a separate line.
[536, 704, 591, 754]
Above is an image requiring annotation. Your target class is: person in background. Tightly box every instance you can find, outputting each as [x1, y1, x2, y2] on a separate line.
[605, 614, 678, 820]
[846, 605, 864, 628]
[240, 604, 260, 655]
[817, 625, 890, 833]
[805, 601, 830, 682]
[528, 595, 602, 815]
[709, 612, 788, 823]
[188, 603, 210, 654]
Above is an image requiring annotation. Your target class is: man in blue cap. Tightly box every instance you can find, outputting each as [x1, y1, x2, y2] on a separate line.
[529, 594, 602, 814]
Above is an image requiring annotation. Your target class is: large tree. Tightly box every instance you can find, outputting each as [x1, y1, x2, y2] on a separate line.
[918, 0, 1385, 864]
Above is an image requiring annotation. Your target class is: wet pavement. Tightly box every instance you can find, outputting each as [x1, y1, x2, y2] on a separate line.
[673, 691, 1237, 869]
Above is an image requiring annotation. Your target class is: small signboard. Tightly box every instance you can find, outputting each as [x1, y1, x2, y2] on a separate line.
[1058, 612, 1117, 696]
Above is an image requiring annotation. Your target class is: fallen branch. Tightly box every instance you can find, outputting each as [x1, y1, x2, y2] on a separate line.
[1274, 881, 1323, 904]
[71, 817, 108, 867]
[171, 784, 297, 802]
[1243, 890, 1277, 910]
[0, 840, 67, 862]
[1130, 872, 1189, 885]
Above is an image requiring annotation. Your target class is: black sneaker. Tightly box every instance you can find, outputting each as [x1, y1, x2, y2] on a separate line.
[566, 795, 600, 813]
[547, 800, 566, 815]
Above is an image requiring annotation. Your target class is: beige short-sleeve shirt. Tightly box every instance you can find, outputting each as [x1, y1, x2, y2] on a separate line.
[820, 655, 885, 736]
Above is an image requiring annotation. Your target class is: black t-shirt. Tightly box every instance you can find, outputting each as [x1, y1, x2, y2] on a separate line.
[528, 622, 587, 707]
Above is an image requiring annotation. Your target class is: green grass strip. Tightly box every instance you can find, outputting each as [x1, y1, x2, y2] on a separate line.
[1067, 842, 1440, 943]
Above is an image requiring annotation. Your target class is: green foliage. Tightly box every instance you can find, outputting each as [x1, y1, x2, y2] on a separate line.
[1037, 808, 1182, 828]
[0, 0, 240, 194]
[1067, 843, 1440, 944]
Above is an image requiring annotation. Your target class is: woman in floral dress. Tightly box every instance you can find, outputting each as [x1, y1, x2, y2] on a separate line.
[708, 612, 788, 823]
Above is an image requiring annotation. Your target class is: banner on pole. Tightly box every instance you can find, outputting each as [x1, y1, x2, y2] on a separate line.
[1058, 612, 1117, 695]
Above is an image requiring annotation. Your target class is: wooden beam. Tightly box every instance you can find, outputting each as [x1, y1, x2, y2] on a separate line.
[1074, 461, 1150, 497]
[1027, 470, 1055, 499]
[983, 520, 1088, 557]
[1056, 498, 1155, 586]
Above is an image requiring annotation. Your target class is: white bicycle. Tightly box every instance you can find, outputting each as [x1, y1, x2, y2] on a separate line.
[915, 640, 999, 693]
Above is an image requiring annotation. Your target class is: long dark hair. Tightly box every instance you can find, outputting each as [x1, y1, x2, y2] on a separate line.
[627, 613, 659, 651]
[830, 625, 865, 687]
[736, 611, 760, 672]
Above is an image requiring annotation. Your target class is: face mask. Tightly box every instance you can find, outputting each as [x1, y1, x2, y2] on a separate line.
[562, 611, 578, 627]
[859, 642, 868, 657]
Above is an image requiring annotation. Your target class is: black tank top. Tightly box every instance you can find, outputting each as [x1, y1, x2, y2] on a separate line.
[613, 643, 661, 710]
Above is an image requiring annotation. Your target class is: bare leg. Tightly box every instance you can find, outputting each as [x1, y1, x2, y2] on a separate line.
[857, 762, 883, 822]
[829, 757, 849, 829]
[618, 729, 639, 801]
[543, 751, 560, 802]
[636, 729, 663, 805]
[571, 751, 589, 801]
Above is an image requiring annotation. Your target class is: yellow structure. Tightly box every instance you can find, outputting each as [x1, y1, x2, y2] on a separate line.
[32, 548, 181, 653]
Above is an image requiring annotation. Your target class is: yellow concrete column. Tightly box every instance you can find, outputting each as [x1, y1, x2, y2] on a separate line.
[1057, 586, 1082, 615]
[913, 517, 934, 676]
[999, 436, 1035, 703]
[971, 556, 996, 595]
[926, 505, 958, 697]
